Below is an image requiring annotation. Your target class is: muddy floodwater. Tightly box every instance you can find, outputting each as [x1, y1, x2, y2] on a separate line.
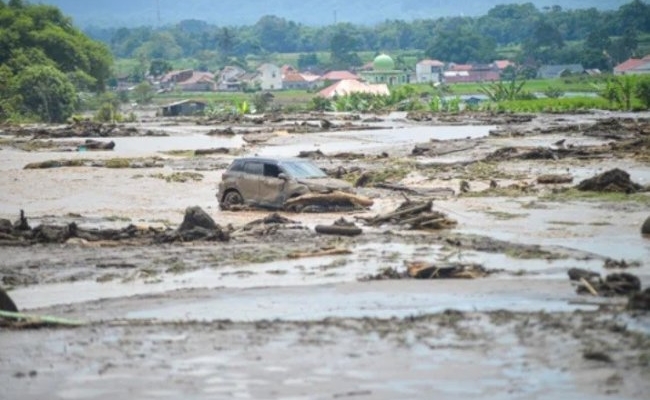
[1, 111, 650, 399]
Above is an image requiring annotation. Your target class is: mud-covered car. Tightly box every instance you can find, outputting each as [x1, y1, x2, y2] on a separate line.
[218, 157, 353, 210]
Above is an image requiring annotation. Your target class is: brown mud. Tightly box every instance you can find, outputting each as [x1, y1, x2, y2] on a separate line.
[1, 111, 650, 399]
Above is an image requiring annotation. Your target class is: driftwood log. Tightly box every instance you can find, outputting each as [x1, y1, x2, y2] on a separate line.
[537, 174, 573, 184]
[406, 261, 489, 279]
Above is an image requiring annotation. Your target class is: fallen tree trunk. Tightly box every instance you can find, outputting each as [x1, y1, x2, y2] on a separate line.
[288, 247, 352, 259]
[537, 174, 573, 184]
[406, 261, 489, 279]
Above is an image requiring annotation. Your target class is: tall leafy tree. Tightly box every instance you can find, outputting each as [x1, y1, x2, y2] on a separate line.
[15, 65, 76, 123]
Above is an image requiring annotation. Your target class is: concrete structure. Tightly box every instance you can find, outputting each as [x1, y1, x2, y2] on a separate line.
[217, 66, 247, 91]
[416, 59, 444, 84]
[359, 54, 409, 86]
[320, 70, 359, 83]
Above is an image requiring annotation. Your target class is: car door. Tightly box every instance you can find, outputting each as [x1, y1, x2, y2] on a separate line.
[258, 162, 286, 208]
[240, 161, 263, 204]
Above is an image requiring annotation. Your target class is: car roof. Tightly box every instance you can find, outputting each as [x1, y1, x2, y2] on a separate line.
[233, 157, 311, 164]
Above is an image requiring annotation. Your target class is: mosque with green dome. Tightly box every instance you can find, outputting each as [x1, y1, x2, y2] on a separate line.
[359, 53, 410, 86]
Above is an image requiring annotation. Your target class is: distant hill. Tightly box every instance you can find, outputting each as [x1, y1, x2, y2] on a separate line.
[38, 0, 632, 27]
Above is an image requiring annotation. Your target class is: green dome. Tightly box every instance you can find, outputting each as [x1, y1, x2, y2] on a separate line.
[373, 54, 395, 71]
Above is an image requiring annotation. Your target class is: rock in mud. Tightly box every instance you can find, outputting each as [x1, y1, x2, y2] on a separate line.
[642, 216, 650, 235]
[157, 206, 229, 243]
[628, 288, 650, 311]
[577, 168, 642, 193]
[315, 218, 363, 237]
[0, 287, 18, 312]
[178, 206, 218, 231]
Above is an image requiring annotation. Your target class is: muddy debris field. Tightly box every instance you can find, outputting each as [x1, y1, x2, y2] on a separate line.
[1, 111, 650, 399]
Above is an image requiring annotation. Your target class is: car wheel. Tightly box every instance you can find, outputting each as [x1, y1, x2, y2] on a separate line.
[221, 190, 244, 210]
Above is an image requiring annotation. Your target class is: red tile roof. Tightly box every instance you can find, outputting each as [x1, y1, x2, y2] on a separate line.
[418, 59, 445, 67]
[320, 70, 359, 81]
[614, 58, 646, 73]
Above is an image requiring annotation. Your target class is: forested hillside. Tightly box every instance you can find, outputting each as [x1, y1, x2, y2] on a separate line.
[43, 0, 630, 27]
[0, 0, 112, 122]
[92, 1, 650, 73]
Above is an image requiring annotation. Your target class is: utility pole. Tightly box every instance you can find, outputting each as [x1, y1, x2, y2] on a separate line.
[156, 0, 161, 25]
[334, 10, 337, 24]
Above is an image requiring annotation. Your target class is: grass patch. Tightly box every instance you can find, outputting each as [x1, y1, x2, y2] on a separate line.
[460, 162, 527, 181]
[149, 172, 204, 183]
[105, 158, 131, 168]
[161, 150, 196, 157]
[541, 188, 650, 206]
[484, 211, 529, 220]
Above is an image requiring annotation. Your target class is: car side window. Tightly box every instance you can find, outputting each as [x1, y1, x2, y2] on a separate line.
[243, 162, 263, 176]
[230, 160, 244, 172]
[263, 163, 281, 178]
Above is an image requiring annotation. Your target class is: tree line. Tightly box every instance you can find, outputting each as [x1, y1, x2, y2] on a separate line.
[88, 1, 650, 71]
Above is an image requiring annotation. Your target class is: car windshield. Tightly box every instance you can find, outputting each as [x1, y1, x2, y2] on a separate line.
[280, 161, 327, 179]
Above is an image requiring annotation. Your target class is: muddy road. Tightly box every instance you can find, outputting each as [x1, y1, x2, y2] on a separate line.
[1, 111, 649, 399]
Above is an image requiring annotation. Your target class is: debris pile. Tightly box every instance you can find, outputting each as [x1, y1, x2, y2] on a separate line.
[284, 191, 374, 213]
[361, 200, 457, 230]
[0, 208, 229, 245]
[576, 168, 642, 193]
[362, 261, 492, 281]
[234, 213, 302, 236]
[568, 268, 641, 297]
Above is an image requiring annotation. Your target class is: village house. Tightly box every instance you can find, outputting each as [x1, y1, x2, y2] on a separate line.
[614, 55, 650, 75]
[217, 65, 247, 91]
[256, 63, 282, 90]
[160, 99, 207, 117]
[415, 59, 445, 84]
[443, 63, 500, 83]
[160, 69, 216, 92]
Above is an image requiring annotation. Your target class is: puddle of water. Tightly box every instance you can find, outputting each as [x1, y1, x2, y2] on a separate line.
[255, 126, 493, 158]
[124, 281, 589, 322]
[102, 135, 244, 156]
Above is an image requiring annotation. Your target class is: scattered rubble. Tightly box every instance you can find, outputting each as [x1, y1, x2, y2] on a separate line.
[576, 168, 643, 193]
[360, 200, 457, 230]
[569, 268, 642, 297]
[0, 208, 229, 246]
[284, 191, 374, 212]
